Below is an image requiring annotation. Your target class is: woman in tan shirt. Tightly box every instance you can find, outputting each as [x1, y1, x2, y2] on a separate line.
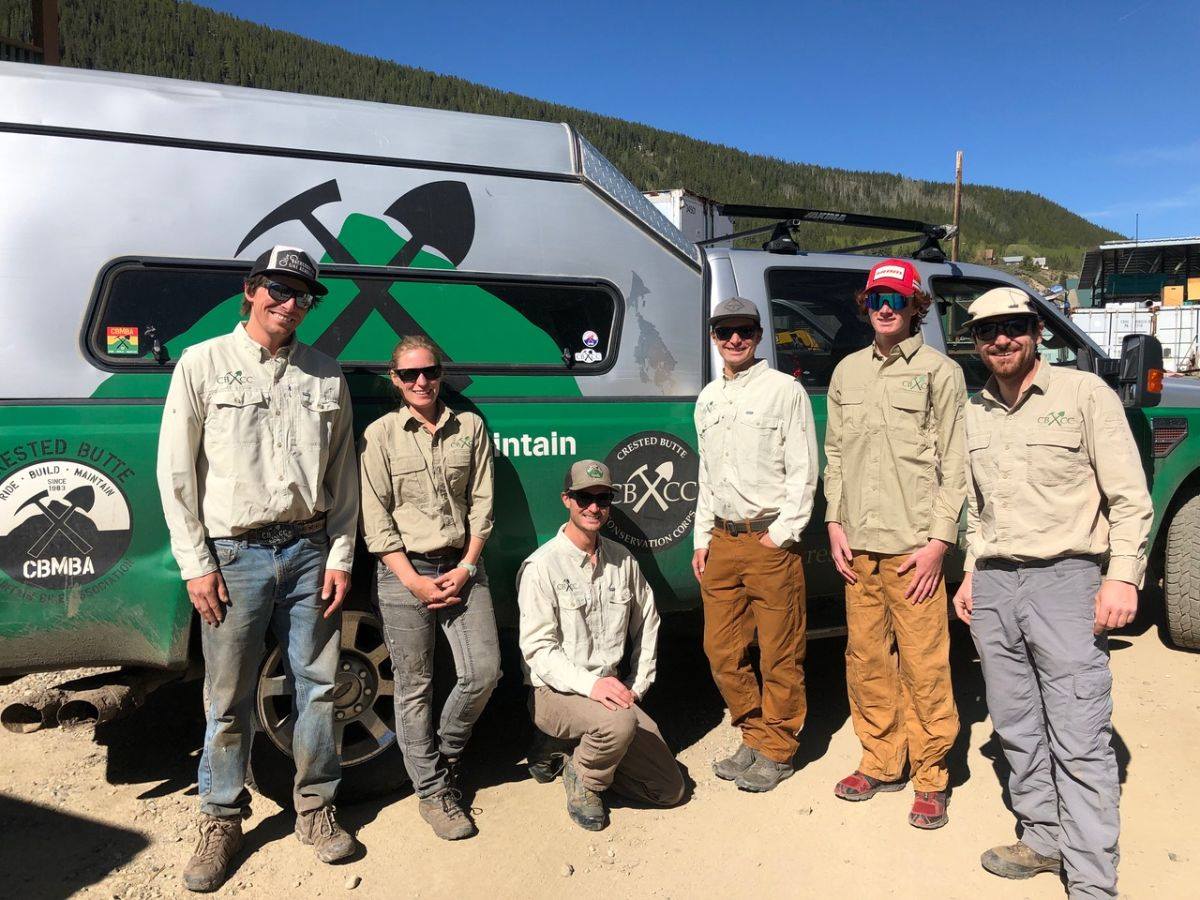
[359, 335, 499, 841]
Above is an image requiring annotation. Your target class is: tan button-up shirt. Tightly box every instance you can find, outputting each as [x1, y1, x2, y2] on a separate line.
[824, 334, 968, 554]
[964, 361, 1153, 585]
[694, 359, 819, 550]
[157, 324, 358, 581]
[358, 405, 494, 555]
[518, 527, 659, 699]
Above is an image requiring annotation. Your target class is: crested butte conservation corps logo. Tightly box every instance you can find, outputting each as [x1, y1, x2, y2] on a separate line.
[0, 457, 133, 590]
[604, 431, 698, 552]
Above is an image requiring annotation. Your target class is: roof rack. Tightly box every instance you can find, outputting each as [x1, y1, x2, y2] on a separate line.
[701, 203, 957, 262]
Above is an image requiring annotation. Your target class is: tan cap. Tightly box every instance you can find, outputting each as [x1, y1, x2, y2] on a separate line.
[959, 287, 1039, 333]
[563, 459, 613, 491]
[709, 296, 762, 327]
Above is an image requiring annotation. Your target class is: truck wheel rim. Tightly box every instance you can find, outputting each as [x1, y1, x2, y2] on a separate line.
[255, 610, 396, 768]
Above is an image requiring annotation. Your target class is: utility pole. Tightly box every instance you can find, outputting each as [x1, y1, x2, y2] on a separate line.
[32, 0, 59, 65]
[951, 150, 963, 262]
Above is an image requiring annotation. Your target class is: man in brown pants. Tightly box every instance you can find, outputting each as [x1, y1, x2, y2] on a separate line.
[518, 460, 685, 831]
[824, 259, 965, 829]
[692, 297, 819, 792]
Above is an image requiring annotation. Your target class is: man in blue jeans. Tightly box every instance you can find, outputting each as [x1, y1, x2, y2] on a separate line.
[158, 246, 360, 892]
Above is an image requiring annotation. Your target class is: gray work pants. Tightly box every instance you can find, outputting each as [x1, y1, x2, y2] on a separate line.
[970, 556, 1119, 899]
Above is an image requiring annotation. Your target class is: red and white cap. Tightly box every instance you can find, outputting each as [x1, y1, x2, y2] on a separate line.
[864, 258, 922, 297]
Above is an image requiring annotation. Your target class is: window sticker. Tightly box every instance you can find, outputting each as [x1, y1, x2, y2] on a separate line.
[105, 326, 139, 356]
[582, 330, 600, 348]
[574, 348, 602, 364]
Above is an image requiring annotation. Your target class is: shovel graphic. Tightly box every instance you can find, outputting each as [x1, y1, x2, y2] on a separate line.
[26, 486, 96, 557]
[631, 462, 674, 514]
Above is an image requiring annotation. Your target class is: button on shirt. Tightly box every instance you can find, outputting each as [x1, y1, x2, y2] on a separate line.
[964, 361, 1153, 585]
[694, 359, 819, 550]
[824, 334, 968, 554]
[518, 527, 660, 699]
[157, 324, 358, 581]
[358, 405, 494, 555]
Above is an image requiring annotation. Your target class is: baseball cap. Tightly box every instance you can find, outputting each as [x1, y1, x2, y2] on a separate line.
[709, 296, 762, 327]
[958, 287, 1039, 332]
[563, 459, 614, 491]
[248, 245, 329, 296]
[864, 258, 922, 297]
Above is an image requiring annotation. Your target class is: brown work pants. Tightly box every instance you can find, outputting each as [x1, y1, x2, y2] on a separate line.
[700, 528, 807, 764]
[845, 552, 959, 791]
[530, 687, 684, 806]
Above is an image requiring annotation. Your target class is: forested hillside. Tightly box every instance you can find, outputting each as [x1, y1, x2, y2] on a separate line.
[1, 0, 1122, 266]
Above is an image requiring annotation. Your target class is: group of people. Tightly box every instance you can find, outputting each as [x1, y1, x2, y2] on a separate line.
[156, 246, 1150, 899]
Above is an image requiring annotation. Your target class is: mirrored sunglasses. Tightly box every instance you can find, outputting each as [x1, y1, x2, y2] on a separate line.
[392, 364, 443, 384]
[866, 291, 908, 312]
[265, 281, 316, 310]
[970, 316, 1036, 342]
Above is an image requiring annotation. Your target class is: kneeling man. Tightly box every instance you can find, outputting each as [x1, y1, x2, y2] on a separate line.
[518, 460, 685, 831]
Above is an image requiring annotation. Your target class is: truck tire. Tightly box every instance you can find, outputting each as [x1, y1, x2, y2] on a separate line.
[1164, 492, 1200, 650]
[248, 610, 410, 805]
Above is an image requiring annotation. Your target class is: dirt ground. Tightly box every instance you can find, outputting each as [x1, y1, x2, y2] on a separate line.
[2, 613, 1197, 900]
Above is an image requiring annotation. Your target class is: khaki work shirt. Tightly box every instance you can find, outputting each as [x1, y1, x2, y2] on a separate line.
[157, 324, 358, 581]
[824, 334, 968, 554]
[518, 527, 660, 699]
[964, 360, 1153, 586]
[358, 405, 494, 556]
[694, 359, 819, 550]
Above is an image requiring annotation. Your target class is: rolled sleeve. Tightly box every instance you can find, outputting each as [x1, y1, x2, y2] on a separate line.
[623, 564, 660, 698]
[322, 376, 358, 573]
[156, 353, 216, 581]
[467, 419, 495, 544]
[518, 562, 600, 697]
[768, 381, 818, 548]
[929, 364, 968, 545]
[359, 422, 406, 556]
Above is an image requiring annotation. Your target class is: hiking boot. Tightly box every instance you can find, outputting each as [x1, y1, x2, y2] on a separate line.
[419, 788, 478, 840]
[295, 805, 357, 863]
[444, 756, 462, 792]
[562, 758, 607, 831]
[712, 743, 757, 781]
[182, 814, 243, 893]
[980, 841, 1063, 879]
[527, 730, 574, 784]
[734, 753, 794, 793]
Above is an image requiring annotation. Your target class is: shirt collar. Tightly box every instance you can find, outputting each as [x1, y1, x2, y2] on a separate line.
[723, 358, 767, 383]
[232, 322, 296, 363]
[399, 402, 454, 433]
[871, 333, 924, 363]
[981, 358, 1049, 409]
[553, 524, 604, 569]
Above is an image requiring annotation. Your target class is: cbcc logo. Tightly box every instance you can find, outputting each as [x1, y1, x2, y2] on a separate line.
[604, 431, 700, 552]
[613, 461, 699, 514]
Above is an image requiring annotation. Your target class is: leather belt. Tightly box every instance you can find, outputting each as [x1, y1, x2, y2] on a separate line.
[406, 548, 461, 563]
[714, 515, 777, 535]
[218, 514, 326, 548]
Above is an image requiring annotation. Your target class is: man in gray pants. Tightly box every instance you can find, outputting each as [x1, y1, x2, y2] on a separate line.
[951, 288, 1152, 898]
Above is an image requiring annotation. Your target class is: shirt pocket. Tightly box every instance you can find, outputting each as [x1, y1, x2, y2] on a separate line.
[296, 385, 341, 449]
[205, 388, 268, 446]
[1026, 429, 1087, 485]
[603, 587, 633, 651]
[556, 584, 591, 652]
[967, 431, 996, 488]
[389, 452, 428, 507]
[444, 448, 473, 496]
[837, 389, 866, 433]
[735, 411, 784, 482]
[887, 388, 929, 443]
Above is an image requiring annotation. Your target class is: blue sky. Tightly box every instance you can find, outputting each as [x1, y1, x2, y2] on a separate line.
[199, 0, 1200, 240]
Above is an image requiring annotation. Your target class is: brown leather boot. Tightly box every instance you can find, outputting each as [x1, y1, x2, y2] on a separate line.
[295, 805, 357, 863]
[981, 841, 1063, 879]
[419, 788, 478, 840]
[182, 815, 243, 892]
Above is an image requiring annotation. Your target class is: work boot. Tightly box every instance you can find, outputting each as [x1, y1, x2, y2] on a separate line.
[527, 729, 574, 784]
[734, 753, 794, 793]
[182, 814, 243, 892]
[562, 758, 608, 831]
[295, 805, 357, 863]
[980, 841, 1063, 879]
[712, 743, 756, 781]
[419, 788, 478, 840]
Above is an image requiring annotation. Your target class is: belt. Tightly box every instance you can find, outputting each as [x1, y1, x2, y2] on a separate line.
[219, 514, 326, 548]
[406, 548, 461, 563]
[714, 515, 777, 536]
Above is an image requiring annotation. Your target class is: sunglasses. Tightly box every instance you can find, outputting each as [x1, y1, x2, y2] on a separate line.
[392, 364, 443, 383]
[264, 281, 317, 310]
[970, 317, 1036, 342]
[713, 324, 759, 341]
[866, 291, 909, 312]
[567, 489, 614, 509]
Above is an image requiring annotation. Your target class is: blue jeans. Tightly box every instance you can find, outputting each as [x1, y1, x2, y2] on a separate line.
[198, 533, 341, 817]
[375, 557, 501, 798]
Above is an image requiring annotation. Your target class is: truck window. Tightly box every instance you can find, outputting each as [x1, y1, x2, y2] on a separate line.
[85, 260, 620, 373]
[766, 268, 872, 389]
[933, 277, 1078, 390]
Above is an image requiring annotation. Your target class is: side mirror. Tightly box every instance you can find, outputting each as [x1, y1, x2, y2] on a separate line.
[1117, 333, 1164, 409]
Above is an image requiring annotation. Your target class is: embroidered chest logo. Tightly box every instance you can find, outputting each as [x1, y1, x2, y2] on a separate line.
[901, 375, 928, 391]
[450, 435, 473, 451]
[216, 370, 245, 386]
[1037, 410, 1078, 427]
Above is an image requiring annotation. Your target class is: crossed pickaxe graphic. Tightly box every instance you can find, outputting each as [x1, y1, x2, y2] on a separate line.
[629, 461, 674, 514]
[18, 486, 97, 557]
[236, 179, 477, 363]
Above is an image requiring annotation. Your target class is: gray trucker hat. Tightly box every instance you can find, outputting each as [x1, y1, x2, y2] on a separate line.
[709, 296, 762, 327]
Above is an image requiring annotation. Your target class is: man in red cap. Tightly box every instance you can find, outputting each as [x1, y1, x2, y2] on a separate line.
[823, 258, 966, 828]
